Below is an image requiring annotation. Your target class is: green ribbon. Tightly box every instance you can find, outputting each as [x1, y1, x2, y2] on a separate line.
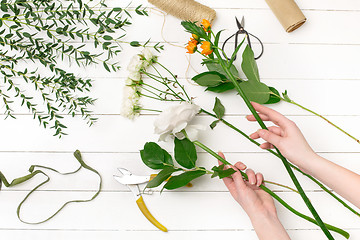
[0, 150, 102, 224]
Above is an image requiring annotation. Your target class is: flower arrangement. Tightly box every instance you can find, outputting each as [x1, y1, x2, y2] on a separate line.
[121, 20, 360, 239]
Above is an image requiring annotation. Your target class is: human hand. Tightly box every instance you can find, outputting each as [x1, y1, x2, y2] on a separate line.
[218, 152, 277, 220]
[246, 102, 316, 171]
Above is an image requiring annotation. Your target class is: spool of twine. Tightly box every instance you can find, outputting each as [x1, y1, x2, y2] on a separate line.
[265, 0, 306, 32]
[148, 0, 216, 23]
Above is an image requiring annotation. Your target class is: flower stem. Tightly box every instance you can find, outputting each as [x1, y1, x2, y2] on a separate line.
[210, 45, 334, 239]
[192, 140, 349, 239]
[289, 98, 359, 144]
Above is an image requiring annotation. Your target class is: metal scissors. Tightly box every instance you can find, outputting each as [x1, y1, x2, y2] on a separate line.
[222, 16, 264, 60]
[114, 168, 168, 232]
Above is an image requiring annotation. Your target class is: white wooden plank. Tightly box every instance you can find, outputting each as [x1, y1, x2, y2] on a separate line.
[1, 229, 359, 240]
[0, 115, 359, 153]
[1, 152, 359, 192]
[0, 191, 357, 233]
[106, 0, 360, 11]
[2, 78, 360, 117]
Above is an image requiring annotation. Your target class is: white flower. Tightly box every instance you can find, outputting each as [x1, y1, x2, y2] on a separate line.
[121, 86, 141, 119]
[128, 71, 141, 82]
[141, 47, 156, 66]
[127, 55, 143, 73]
[174, 124, 207, 142]
[154, 102, 201, 141]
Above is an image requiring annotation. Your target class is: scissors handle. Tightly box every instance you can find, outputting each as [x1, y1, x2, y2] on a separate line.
[136, 196, 168, 232]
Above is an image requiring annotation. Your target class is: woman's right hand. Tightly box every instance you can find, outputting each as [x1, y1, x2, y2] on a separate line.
[246, 102, 317, 171]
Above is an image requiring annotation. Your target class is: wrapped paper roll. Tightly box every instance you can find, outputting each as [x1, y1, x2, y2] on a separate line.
[265, 0, 306, 32]
[148, 0, 216, 23]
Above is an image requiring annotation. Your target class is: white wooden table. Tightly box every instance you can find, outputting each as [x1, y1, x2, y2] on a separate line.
[1, 0, 360, 239]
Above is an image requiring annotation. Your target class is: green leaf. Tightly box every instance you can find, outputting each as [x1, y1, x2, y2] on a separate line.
[163, 149, 174, 165]
[265, 87, 281, 104]
[103, 62, 110, 72]
[174, 137, 197, 169]
[181, 20, 207, 39]
[140, 142, 169, 169]
[282, 90, 292, 103]
[213, 97, 225, 119]
[241, 45, 260, 83]
[164, 170, 206, 190]
[103, 35, 113, 41]
[23, 32, 31, 38]
[211, 164, 236, 179]
[206, 82, 236, 93]
[192, 71, 226, 87]
[239, 81, 270, 104]
[130, 41, 141, 47]
[210, 120, 220, 129]
[204, 59, 239, 79]
[146, 166, 180, 188]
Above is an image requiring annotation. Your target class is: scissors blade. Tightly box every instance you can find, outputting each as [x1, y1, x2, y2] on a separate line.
[235, 16, 242, 29]
[114, 175, 151, 185]
[240, 16, 245, 29]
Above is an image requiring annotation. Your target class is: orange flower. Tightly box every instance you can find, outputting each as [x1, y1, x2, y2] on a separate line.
[201, 19, 211, 32]
[200, 41, 213, 55]
[186, 41, 197, 54]
[189, 37, 198, 45]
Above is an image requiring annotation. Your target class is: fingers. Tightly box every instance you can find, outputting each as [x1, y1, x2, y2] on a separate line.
[246, 168, 256, 185]
[234, 161, 247, 171]
[256, 172, 264, 187]
[246, 169, 264, 187]
[247, 102, 291, 128]
[246, 113, 269, 122]
[257, 129, 282, 147]
[217, 152, 226, 166]
[250, 126, 281, 139]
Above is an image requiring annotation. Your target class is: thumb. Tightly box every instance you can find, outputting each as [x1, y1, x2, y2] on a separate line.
[257, 129, 281, 146]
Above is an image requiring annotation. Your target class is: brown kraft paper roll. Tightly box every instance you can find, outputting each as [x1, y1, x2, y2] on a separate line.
[264, 0, 306, 32]
[148, 0, 216, 24]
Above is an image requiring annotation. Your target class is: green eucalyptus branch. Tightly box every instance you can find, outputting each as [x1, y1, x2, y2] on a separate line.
[0, 0, 161, 136]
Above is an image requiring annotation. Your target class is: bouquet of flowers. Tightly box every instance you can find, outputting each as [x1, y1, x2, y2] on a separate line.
[121, 19, 359, 239]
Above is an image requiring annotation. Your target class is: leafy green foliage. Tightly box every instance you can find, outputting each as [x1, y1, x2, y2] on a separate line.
[204, 59, 240, 79]
[265, 87, 281, 104]
[205, 81, 239, 93]
[0, 0, 162, 137]
[163, 169, 206, 190]
[213, 97, 225, 119]
[140, 142, 173, 169]
[241, 45, 260, 83]
[210, 120, 220, 129]
[192, 71, 227, 87]
[211, 164, 236, 179]
[239, 81, 270, 104]
[174, 137, 197, 169]
[239, 45, 271, 104]
[282, 90, 292, 103]
[181, 21, 207, 39]
[146, 166, 180, 188]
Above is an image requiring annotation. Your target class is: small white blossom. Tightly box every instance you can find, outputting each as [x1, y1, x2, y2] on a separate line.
[121, 86, 141, 119]
[127, 55, 143, 73]
[154, 102, 201, 141]
[141, 47, 156, 66]
[128, 71, 141, 82]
